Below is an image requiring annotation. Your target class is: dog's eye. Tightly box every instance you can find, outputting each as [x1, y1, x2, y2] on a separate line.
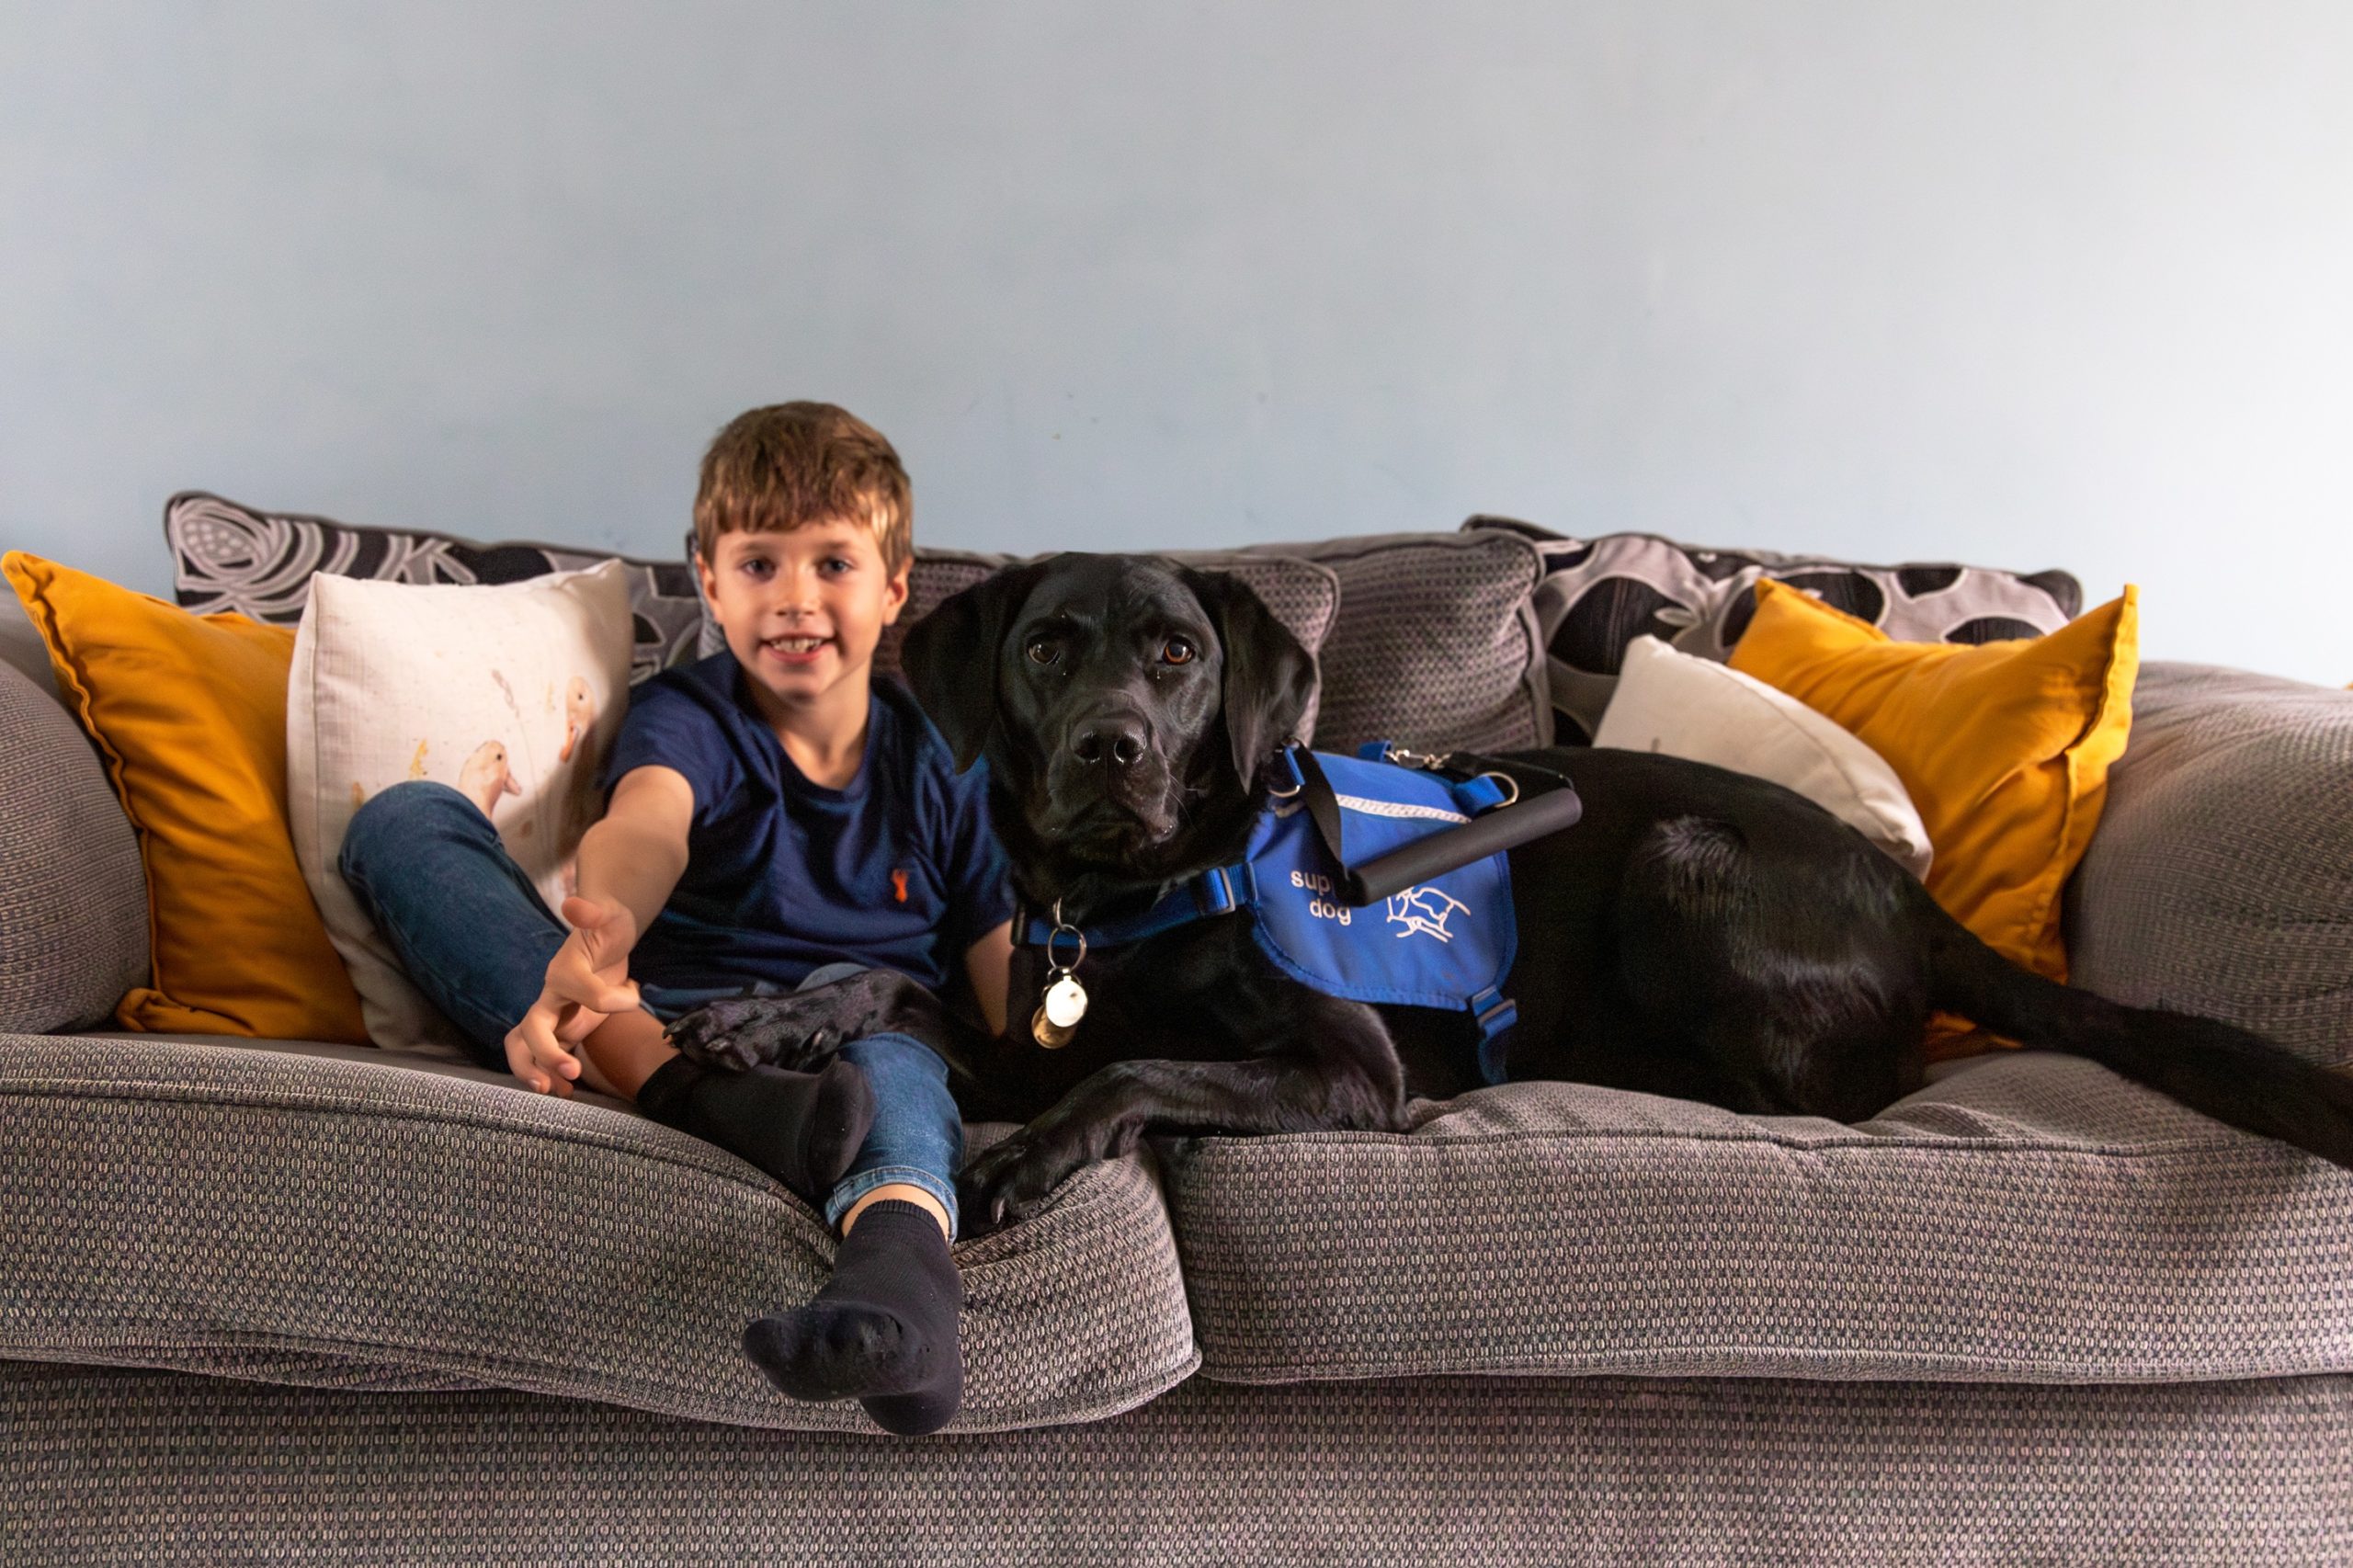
[1025, 637, 1061, 666]
[1161, 637, 1197, 665]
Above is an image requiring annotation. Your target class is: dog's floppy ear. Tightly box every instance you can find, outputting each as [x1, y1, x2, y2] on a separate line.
[1181, 567, 1318, 786]
[901, 560, 1051, 772]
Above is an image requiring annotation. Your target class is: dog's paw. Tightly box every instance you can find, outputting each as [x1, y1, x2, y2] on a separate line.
[961, 1131, 1086, 1229]
[664, 996, 842, 1074]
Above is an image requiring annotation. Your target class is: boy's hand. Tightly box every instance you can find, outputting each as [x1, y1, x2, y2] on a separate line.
[505, 895, 643, 1096]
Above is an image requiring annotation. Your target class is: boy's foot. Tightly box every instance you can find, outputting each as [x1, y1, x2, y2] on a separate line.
[637, 1055, 875, 1201]
[743, 1199, 963, 1436]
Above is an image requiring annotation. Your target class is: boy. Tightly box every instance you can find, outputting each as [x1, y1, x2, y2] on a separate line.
[339, 403, 1012, 1437]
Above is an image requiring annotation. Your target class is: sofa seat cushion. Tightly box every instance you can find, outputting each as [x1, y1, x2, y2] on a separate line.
[0, 1034, 1197, 1433]
[1163, 1051, 2353, 1385]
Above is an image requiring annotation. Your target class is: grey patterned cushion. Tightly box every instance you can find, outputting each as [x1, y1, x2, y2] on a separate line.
[1241, 529, 1551, 753]
[1164, 1051, 2353, 1385]
[0, 1034, 1198, 1434]
[7, 1365, 2348, 1563]
[1466, 517, 2085, 743]
[165, 492, 706, 683]
[2066, 662, 2353, 1070]
[0, 662, 147, 1032]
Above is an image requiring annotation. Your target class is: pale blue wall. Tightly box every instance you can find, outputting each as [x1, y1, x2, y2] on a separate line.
[6, 2, 2349, 680]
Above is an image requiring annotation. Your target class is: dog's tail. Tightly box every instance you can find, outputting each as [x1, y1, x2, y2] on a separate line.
[1921, 896, 2353, 1169]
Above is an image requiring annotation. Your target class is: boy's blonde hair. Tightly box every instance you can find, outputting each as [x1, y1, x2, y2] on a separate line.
[693, 403, 913, 574]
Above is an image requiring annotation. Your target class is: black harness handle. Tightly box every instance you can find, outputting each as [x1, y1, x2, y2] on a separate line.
[1290, 746, 1584, 907]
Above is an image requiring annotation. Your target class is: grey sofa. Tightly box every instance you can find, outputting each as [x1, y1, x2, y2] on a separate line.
[5, 528, 2351, 1565]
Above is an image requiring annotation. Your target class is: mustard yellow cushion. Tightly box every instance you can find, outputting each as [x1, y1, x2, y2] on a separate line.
[4, 553, 368, 1041]
[1728, 577, 2139, 1059]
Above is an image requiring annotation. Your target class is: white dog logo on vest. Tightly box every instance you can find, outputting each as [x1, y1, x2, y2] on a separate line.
[1386, 884, 1469, 943]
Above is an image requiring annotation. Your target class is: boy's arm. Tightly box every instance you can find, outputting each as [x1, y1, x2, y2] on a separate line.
[574, 765, 695, 937]
[964, 920, 1014, 1037]
[504, 765, 694, 1094]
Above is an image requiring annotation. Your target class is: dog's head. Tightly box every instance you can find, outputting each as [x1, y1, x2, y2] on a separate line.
[902, 553, 1316, 889]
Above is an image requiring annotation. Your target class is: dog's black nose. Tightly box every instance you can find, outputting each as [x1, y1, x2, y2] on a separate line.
[1073, 718, 1148, 768]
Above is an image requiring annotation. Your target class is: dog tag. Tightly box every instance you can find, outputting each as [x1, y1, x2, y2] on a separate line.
[1043, 974, 1088, 1028]
[1030, 1004, 1076, 1050]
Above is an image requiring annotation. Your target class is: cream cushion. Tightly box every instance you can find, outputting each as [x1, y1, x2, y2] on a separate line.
[1592, 635, 1933, 878]
[287, 562, 633, 1055]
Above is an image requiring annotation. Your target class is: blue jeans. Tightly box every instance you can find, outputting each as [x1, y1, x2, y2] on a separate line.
[340, 780, 965, 1235]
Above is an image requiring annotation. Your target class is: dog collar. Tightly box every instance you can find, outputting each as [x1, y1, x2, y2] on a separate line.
[1013, 859, 1260, 952]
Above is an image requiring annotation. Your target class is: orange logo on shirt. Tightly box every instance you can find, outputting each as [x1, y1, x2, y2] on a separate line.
[891, 869, 910, 903]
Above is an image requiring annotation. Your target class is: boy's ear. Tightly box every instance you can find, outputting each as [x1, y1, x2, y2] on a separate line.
[901, 559, 1051, 773]
[1179, 567, 1318, 787]
[881, 559, 914, 625]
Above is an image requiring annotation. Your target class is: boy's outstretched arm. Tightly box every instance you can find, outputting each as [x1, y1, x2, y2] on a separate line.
[505, 765, 694, 1095]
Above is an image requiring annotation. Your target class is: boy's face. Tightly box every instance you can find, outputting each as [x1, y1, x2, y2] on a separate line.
[698, 519, 912, 715]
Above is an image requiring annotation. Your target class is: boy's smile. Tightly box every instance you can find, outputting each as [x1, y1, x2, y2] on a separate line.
[699, 520, 912, 742]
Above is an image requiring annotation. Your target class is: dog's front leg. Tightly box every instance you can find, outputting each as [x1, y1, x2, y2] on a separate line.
[962, 998, 1408, 1224]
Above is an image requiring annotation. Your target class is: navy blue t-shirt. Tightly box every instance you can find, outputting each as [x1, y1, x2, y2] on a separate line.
[600, 653, 1013, 996]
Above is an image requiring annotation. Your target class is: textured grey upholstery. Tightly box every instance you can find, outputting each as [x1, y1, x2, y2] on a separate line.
[0, 660, 147, 1032]
[1165, 1052, 2353, 1385]
[0, 1034, 1197, 1435]
[2067, 661, 2353, 1069]
[1244, 530, 1551, 753]
[0, 574, 60, 699]
[6, 1362, 2347, 1566]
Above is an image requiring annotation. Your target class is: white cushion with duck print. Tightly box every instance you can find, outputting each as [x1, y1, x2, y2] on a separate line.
[287, 562, 633, 1056]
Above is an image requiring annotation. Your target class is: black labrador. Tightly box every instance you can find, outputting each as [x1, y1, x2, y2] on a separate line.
[667, 553, 2353, 1224]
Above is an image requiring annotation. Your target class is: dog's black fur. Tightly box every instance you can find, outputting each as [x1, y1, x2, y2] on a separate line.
[666, 554, 2353, 1225]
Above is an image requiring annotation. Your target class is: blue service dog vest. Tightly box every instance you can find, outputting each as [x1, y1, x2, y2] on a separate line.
[1018, 743, 1525, 1085]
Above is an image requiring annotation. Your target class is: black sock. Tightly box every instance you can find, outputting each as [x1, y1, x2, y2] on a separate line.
[742, 1199, 964, 1436]
[637, 1055, 875, 1202]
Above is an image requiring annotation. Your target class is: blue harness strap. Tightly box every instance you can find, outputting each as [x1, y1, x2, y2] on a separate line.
[1018, 742, 1534, 1085]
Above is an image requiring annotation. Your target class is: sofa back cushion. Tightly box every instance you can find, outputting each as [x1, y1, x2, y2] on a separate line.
[0, 658, 148, 1032]
[2066, 663, 2353, 1070]
[1, 574, 61, 701]
[1242, 529, 1551, 753]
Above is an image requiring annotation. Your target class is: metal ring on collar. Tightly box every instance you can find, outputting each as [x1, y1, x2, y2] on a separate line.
[1044, 923, 1087, 973]
[1476, 770, 1521, 808]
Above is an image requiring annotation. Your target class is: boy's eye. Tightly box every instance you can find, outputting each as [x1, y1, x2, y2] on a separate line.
[821, 557, 855, 574]
[1161, 637, 1197, 665]
[1025, 637, 1061, 666]
[739, 558, 773, 577]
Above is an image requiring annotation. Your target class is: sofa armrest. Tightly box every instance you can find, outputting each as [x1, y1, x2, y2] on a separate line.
[0, 658, 147, 1031]
[2064, 661, 2353, 1069]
